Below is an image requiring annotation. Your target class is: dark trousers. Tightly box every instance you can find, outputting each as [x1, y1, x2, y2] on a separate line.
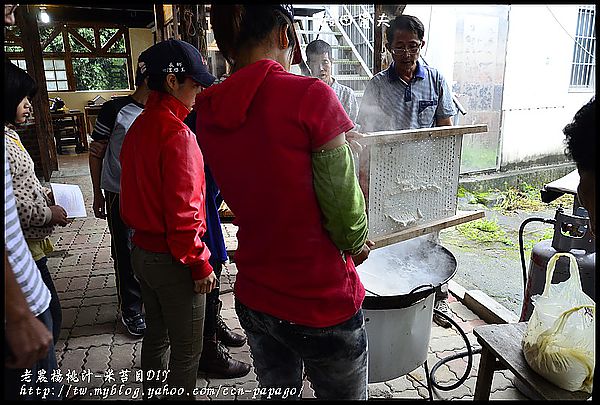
[203, 261, 223, 338]
[235, 300, 368, 400]
[105, 191, 143, 318]
[4, 308, 62, 400]
[36, 257, 61, 343]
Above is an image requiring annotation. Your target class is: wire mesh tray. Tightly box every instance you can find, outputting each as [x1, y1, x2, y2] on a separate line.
[356, 125, 487, 242]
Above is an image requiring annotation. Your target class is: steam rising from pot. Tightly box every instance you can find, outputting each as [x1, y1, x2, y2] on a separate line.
[357, 234, 455, 296]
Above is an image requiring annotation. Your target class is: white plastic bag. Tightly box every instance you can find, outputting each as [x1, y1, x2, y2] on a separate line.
[522, 252, 595, 393]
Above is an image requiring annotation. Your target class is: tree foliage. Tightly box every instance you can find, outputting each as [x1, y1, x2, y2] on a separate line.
[73, 58, 129, 91]
[10, 24, 131, 91]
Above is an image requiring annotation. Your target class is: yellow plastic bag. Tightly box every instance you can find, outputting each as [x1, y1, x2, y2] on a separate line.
[522, 252, 595, 393]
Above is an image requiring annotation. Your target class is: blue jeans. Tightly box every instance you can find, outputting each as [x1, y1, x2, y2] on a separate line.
[235, 300, 368, 400]
[4, 308, 62, 400]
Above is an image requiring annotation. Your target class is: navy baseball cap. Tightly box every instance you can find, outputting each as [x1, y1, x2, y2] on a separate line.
[274, 4, 303, 65]
[142, 39, 216, 87]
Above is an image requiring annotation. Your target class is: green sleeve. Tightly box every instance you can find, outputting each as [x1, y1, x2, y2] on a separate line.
[312, 143, 368, 255]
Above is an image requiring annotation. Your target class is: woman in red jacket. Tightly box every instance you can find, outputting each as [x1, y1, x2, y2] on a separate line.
[119, 39, 217, 400]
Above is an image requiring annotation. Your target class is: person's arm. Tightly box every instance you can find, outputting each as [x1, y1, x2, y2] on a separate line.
[303, 81, 372, 264]
[434, 73, 457, 127]
[89, 102, 118, 219]
[4, 252, 52, 369]
[6, 150, 67, 228]
[436, 116, 453, 126]
[312, 138, 369, 256]
[89, 140, 108, 219]
[161, 129, 215, 290]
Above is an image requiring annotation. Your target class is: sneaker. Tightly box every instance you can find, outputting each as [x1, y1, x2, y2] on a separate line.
[122, 314, 146, 337]
[216, 315, 247, 347]
[198, 338, 251, 379]
[433, 299, 452, 328]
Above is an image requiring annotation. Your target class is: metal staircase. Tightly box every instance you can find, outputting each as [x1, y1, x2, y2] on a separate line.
[294, 5, 374, 100]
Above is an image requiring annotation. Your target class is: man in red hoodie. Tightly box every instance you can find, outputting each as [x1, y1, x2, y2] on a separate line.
[119, 39, 217, 400]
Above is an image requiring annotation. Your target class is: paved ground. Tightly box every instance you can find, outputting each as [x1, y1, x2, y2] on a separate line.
[440, 198, 573, 315]
[45, 151, 528, 400]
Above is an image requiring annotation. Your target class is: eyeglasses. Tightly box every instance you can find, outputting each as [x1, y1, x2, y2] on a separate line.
[391, 43, 421, 55]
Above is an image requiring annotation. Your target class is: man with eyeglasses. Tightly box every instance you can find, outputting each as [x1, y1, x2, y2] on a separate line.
[357, 14, 456, 132]
[356, 15, 457, 328]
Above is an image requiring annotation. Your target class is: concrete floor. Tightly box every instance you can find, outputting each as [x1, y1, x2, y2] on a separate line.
[440, 202, 573, 315]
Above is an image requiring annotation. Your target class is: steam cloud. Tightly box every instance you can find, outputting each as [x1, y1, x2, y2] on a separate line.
[357, 234, 455, 297]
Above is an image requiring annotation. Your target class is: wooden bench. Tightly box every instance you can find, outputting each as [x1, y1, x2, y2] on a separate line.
[473, 322, 591, 400]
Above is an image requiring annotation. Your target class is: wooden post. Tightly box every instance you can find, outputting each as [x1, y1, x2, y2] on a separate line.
[197, 4, 208, 59]
[154, 4, 165, 42]
[172, 5, 180, 39]
[178, 4, 208, 58]
[16, 5, 58, 180]
[373, 4, 383, 74]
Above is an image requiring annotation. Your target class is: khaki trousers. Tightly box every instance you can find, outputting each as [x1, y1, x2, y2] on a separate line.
[131, 245, 205, 400]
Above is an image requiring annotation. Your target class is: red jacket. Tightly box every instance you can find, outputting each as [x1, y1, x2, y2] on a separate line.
[120, 91, 212, 280]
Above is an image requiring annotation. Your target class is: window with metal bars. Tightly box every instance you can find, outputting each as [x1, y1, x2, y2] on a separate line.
[569, 6, 595, 90]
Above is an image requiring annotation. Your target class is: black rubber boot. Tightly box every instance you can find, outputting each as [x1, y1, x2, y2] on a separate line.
[198, 336, 251, 379]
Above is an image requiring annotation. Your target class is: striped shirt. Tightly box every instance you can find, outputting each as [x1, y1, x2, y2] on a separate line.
[331, 78, 359, 123]
[91, 96, 144, 193]
[4, 143, 51, 317]
[357, 60, 456, 132]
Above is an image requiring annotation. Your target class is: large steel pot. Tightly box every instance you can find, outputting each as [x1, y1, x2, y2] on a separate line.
[356, 237, 457, 383]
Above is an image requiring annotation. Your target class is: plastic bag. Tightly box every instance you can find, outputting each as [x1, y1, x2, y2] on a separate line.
[522, 252, 595, 393]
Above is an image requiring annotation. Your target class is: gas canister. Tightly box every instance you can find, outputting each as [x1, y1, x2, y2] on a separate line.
[519, 207, 595, 321]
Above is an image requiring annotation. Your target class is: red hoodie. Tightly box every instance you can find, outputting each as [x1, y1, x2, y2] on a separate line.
[120, 91, 212, 280]
[195, 59, 364, 328]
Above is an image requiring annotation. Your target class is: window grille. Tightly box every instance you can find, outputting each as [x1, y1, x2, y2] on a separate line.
[570, 6, 595, 89]
[43, 59, 69, 91]
[10, 59, 28, 71]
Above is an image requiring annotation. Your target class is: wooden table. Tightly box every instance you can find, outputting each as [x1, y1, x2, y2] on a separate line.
[473, 322, 591, 400]
[50, 111, 89, 152]
[84, 105, 103, 137]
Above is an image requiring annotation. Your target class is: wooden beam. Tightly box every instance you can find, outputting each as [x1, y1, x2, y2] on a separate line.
[172, 5, 180, 39]
[154, 4, 165, 42]
[100, 27, 125, 53]
[94, 25, 101, 50]
[198, 4, 208, 58]
[358, 124, 488, 146]
[66, 26, 98, 52]
[123, 27, 135, 90]
[179, 5, 198, 50]
[16, 6, 59, 179]
[62, 27, 76, 91]
[40, 26, 61, 51]
[373, 4, 383, 74]
[371, 210, 486, 249]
